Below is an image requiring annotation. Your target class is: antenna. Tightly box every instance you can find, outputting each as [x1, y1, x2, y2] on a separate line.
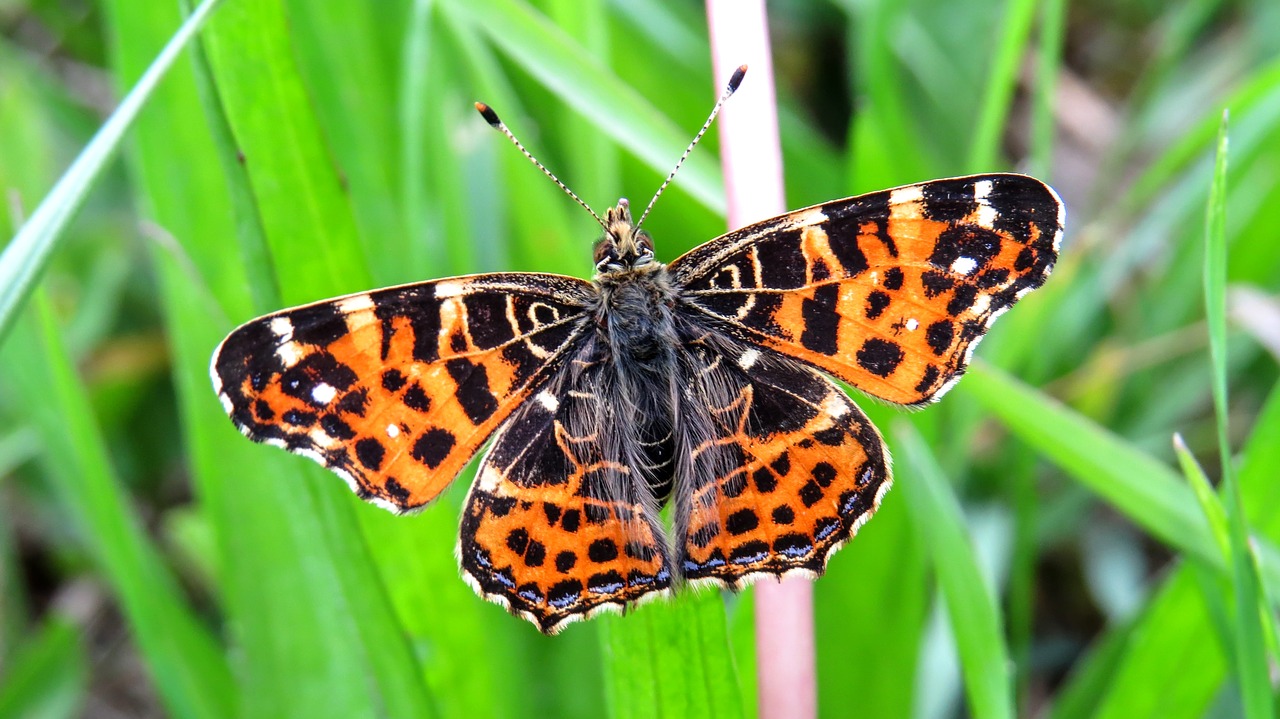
[474, 102, 607, 230]
[636, 64, 747, 229]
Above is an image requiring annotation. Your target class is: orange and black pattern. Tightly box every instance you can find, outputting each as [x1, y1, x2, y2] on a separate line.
[212, 174, 1063, 633]
[212, 275, 593, 511]
[674, 174, 1060, 406]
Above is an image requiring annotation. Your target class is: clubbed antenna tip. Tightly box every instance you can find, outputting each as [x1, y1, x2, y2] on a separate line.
[635, 63, 749, 229]
[475, 101, 605, 229]
[474, 102, 502, 128]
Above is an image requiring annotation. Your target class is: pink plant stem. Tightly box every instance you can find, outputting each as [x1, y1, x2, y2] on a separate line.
[705, 3, 818, 718]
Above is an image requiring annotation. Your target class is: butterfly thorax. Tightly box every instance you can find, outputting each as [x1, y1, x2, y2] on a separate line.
[588, 200, 682, 502]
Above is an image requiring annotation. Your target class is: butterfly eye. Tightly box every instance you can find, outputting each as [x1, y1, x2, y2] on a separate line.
[594, 246, 620, 272]
[593, 238, 613, 265]
[636, 233, 655, 258]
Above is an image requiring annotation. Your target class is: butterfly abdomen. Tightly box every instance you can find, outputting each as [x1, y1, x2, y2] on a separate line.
[591, 265, 683, 504]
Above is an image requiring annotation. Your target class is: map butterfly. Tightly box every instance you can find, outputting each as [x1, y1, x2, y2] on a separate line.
[211, 67, 1063, 633]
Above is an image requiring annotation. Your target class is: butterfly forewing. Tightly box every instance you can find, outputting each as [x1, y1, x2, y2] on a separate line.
[671, 174, 1063, 406]
[211, 273, 592, 512]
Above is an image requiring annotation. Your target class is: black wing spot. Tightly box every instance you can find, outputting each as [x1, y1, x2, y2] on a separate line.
[856, 339, 904, 377]
[384, 477, 410, 503]
[445, 358, 499, 424]
[926, 320, 955, 355]
[588, 570, 625, 594]
[770, 452, 791, 476]
[729, 540, 769, 565]
[725, 509, 760, 536]
[410, 427, 455, 468]
[774, 533, 812, 558]
[799, 480, 824, 507]
[525, 540, 546, 567]
[320, 414, 355, 440]
[799, 284, 841, 355]
[254, 399, 275, 420]
[283, 409, 317, 427]
[543, 503, 562, 525]
[915, 364, 941, 395]
[752, 466, 777, 493]
[947, 285, 978, 316]
[555, 551, 577, 573]
[561, 509, 581, 533]
[865, 290, 891, 320]
[382, 369, 407, 392]
[355, 438, 385, 470]
[403, 383, 432, 412]
[506, 528, 529, 554]
[812, 462, 837, 487]
[547, 579, 584, 609]
[335, 388, 369, 416]
[588, 538, 619, 563]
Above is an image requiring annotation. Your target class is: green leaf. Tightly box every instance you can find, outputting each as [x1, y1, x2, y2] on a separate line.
[1203, 112, 1271, 719]
[600, 593, 746, 719]
[961, 363, 1216, 565]
[966, 0, 1040, 171]
[895, 422, 1015, 719]
[441, 0, 725, 214]
[0, 619, 86, 719]
[0, 0, 224, 343]
[1173, 434, 1230, 561]
[0, 295, 235, 719]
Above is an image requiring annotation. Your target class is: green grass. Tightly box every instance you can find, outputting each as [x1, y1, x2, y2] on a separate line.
[2, 1, 1279, 717]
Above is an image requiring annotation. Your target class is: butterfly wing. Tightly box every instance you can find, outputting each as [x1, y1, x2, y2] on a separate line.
[459, 342, 673, 633]
[211, 273, 592, 512]
[671, 174, 1063, 406]
[675, 337, 890, 586]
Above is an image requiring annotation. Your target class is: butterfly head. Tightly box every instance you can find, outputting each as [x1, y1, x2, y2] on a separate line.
[593, 199, 657, 275]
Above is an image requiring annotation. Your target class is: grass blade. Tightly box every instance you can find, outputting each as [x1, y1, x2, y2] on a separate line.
[1173, 434, 1230, 561]
[600, 594, 746, 719]
[1203, 112, 1271, 719]
[895, 422, 1015, 719]
[1028, 0, 1066, 179]
[442, 0, 725, 214]
[966, 0, 1039, 171]
[961, 363, 1215, 564]
[0, 295, 234, 718]
[0, 619, 86, 719]
[0, 0, 223, 343]
[194, 3, 438, 715]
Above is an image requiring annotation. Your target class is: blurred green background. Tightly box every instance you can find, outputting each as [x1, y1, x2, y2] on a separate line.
[2, 0, 1279, 717]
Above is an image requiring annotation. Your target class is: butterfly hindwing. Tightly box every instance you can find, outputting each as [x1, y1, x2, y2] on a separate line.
[671, 173, 1063, 406]
[211, 273, 592, 512]
[675, 339, 891, 586]
[460, 343, 673, 633]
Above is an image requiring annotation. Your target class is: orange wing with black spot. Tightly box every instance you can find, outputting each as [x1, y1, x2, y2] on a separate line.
[459, 343, 673, 633]
[672, 174, 1063, 406]
[211, 274, 592, 512]
[673, 336, 890, 586]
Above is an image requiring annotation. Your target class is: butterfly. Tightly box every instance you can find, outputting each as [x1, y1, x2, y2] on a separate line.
[211, 70, 1063, 634]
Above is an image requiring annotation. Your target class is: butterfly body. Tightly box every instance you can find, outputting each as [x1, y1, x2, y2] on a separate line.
[212, 173, 1063, 633]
